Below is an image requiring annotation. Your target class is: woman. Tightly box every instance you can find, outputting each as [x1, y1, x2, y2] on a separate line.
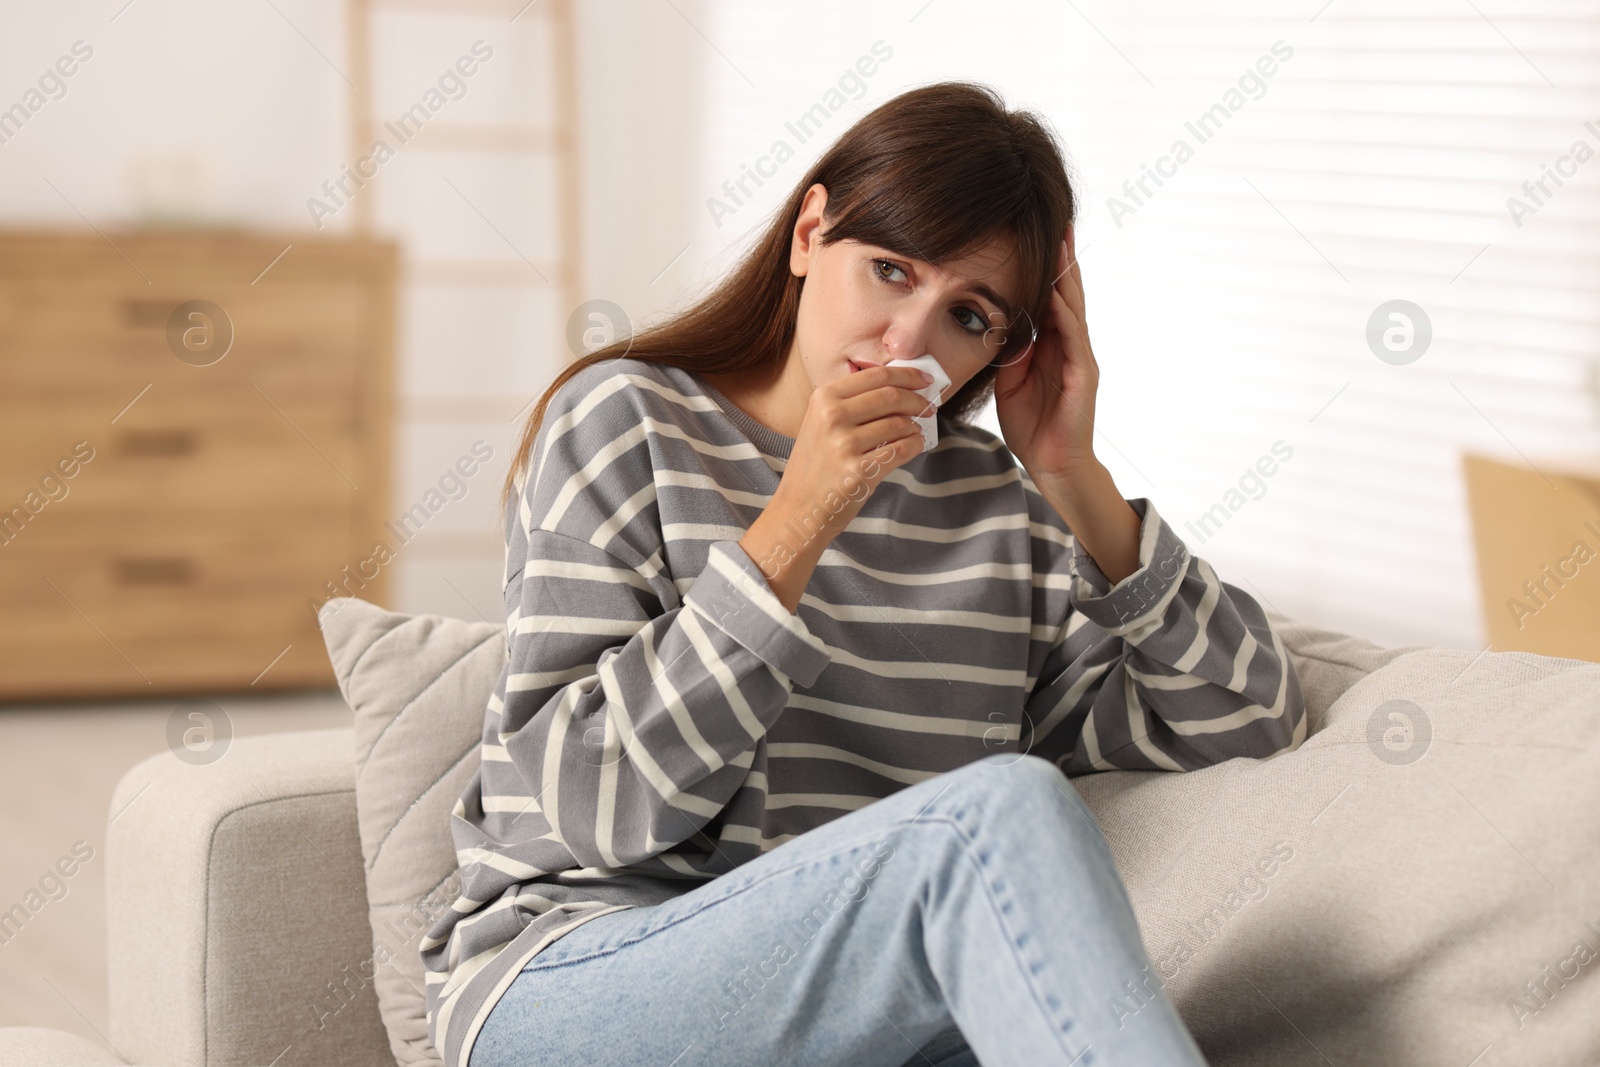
[422, 81, 1307, 1067]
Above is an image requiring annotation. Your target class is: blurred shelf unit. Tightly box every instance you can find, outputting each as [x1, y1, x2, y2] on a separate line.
[0, 230, 397, 700]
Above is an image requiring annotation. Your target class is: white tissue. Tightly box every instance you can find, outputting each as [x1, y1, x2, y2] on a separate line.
[883, 354, 951, 452]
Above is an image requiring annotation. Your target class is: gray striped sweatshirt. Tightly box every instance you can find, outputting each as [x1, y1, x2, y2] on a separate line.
[420, 357, 1307, 1066]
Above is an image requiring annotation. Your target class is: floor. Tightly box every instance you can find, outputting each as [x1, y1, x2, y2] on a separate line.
[0, 691, 352, 1052]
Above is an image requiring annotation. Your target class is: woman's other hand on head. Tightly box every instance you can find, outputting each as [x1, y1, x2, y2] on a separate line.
[994, 225, 1102, 488]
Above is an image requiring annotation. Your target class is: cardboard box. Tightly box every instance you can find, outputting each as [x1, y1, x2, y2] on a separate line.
[1462, 452, 1600, 663]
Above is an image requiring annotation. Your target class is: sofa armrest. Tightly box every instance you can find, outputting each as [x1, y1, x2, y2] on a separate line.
[107, 727, 392, 1067]
[0, 1027, 130, 1066]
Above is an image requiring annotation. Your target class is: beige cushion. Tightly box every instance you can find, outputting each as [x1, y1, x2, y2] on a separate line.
[320, 595, 1600, 1066]
[1074, 639, 1600, 1065]
[318, 598, 502, 1067]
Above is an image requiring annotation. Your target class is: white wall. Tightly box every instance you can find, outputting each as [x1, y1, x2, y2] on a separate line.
[0, 2, 343, 225]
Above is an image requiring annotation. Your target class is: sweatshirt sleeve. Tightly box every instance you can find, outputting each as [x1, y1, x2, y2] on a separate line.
[496, 361, 831, 871]
[499, 533, 829, 870]
[1022, 491, 1307, 775]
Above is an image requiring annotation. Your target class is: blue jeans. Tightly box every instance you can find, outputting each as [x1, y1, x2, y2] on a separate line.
[468, 753, 1209, 1067]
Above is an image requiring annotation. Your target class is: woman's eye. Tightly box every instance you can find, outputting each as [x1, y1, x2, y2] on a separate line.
[873, 259, 987, 339]
[952, 306, 987, 336]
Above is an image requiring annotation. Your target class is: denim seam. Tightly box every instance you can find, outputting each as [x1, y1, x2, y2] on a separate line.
[934, 809, 1088, 1060]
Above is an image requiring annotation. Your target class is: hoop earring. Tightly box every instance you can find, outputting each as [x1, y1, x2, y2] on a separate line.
[987, 308, 1038, 369]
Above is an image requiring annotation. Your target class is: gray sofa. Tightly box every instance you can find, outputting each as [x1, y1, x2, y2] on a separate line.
[2, 728, 393, 1067]
[3, 600, 1598, 1067]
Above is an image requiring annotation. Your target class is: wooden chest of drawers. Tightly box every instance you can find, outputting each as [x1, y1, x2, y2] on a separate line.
[0, 231, 396, 700]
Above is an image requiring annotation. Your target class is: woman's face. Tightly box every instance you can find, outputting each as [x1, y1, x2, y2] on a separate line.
[788, 183, 1027, 404]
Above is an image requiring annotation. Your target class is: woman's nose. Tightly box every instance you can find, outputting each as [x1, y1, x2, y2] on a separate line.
[880, 313, 935, 361]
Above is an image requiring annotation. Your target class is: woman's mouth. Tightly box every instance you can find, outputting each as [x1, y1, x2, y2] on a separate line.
[847, 359, 878, 374]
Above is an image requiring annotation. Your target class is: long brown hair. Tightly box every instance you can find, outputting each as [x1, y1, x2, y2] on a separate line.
[501, 80, 1078, 513]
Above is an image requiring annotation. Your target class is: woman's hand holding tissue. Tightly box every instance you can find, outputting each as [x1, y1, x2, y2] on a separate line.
[739, 362, 935, 611]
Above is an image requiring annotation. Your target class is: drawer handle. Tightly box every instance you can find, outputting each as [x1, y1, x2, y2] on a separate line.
[121, 299, 173, 328]
[116, 430, 197, 457]
[114, 557, 195, 585]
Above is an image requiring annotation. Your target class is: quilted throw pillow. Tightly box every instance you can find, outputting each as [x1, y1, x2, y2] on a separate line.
[318, 596, 503, 1067]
